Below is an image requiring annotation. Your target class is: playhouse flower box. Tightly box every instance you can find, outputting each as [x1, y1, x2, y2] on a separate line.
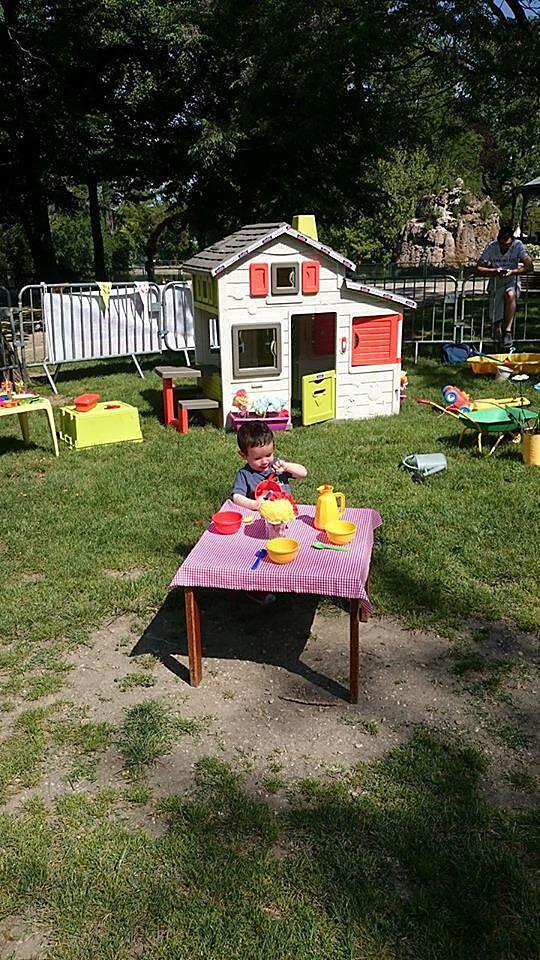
[228, 413, 289, 432]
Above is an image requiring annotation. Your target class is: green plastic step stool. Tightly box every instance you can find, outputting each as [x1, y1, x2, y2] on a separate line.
[58, 401, 142, 449]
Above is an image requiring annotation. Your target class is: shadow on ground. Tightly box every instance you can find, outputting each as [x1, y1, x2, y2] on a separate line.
[131, 588, 349, 700]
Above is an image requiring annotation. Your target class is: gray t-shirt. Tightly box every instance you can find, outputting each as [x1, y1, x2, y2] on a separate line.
[479, 238, 528, 293]
[232, 462, 292, 500]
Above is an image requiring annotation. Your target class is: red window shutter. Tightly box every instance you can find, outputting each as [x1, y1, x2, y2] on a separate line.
[302, 260, 320, 294]
[351, 314, 400, 365]
[250, 263, 268, 296]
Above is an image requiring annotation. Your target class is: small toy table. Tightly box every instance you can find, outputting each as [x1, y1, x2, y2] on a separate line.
[0, 398, 59, 457]
[169, 501, 382, 702]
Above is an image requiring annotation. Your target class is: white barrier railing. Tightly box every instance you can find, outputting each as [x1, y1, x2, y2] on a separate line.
[18, 280, 195, 392]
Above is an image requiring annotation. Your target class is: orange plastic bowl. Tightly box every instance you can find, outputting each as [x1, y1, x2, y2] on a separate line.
[211, 510, 243, 534]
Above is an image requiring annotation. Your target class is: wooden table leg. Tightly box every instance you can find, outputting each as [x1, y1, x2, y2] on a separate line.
[349, 598, 360, 703]
[349, 576, 370, 703]
[184, 587, 202, 686]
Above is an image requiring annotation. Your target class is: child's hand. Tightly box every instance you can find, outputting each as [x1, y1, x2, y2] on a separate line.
[273, 458, 287, 473]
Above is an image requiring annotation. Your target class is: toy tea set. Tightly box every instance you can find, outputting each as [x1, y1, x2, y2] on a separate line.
[0, 378, 39, 407]
[211, 481, 357, 567]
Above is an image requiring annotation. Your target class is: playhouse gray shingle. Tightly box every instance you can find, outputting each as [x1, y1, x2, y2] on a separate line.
[182, 222, 356, 276]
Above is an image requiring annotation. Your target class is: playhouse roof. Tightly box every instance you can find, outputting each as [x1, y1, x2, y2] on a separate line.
[344, 279, 417, 309]
[182, 222, 356, 277]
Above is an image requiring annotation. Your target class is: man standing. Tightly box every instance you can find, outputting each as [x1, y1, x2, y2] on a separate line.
[476, 225, 533, 347]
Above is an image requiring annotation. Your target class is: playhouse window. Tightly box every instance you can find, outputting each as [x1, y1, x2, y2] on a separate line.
[271, 263, 299, 295]
[232, 324, 282, 378]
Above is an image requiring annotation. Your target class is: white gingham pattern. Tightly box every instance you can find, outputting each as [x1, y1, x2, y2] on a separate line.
[169, 501, 382, 614]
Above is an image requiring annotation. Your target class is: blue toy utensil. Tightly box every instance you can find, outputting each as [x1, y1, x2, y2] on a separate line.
[251, 549, 267, 570]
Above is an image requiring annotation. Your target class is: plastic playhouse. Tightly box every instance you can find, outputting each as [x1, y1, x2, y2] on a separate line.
[178, 215, 417, 429]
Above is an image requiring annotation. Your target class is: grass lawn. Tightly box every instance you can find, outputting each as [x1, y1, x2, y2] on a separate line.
[0, 355, 538, 959]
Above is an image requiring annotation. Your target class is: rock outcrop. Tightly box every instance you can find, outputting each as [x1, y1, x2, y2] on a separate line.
[396, 180, 500, 267]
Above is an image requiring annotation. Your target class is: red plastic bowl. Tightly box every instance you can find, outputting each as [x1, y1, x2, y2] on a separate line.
[211, 510, 243, 534]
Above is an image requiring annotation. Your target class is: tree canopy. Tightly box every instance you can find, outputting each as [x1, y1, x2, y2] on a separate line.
[0, 0, 538, 283]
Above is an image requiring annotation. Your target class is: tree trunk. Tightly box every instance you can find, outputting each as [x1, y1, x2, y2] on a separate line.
[144, 211, 185, 281]
[19, 185, 59, 282]
[2, 4, 59, 282]
[88, 177, 107, 280]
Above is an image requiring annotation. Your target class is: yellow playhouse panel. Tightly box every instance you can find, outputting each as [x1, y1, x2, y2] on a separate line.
[302, 370, 336, 425]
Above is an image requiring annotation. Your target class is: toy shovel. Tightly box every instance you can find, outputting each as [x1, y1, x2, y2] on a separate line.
[311, 541, 350, 552]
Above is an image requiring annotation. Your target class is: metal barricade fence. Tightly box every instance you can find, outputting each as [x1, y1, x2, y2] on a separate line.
[0, 286, 26, 382]
[457, 272, 540, 349]
[17, 281, 195, 392]
[160, 281, 195, 361]
[359, 271, 539, 359]
[358, 273, 460, 361]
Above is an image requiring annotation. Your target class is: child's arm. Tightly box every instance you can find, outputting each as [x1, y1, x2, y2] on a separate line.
[232, 492, 261, 511]
[274, 458, 307, 479]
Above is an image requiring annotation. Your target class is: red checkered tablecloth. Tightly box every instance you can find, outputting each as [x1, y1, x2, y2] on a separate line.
[169, 501, 382, 613]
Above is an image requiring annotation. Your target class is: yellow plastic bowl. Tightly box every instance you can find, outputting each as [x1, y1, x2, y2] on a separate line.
[325, 520, 357, 545]
[266, 537, 299, 564]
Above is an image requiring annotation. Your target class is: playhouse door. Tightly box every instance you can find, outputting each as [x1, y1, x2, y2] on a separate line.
[302, 370, 336, 425]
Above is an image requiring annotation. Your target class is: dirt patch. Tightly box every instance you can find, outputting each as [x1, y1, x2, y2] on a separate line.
[4, 592, 537, 816]
[0, 915, 50, 960]
[18, 572, 43, 585]
[104, 567, 147, 582]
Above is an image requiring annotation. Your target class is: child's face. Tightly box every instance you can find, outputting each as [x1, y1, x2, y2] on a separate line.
[242, 441, 274, 472]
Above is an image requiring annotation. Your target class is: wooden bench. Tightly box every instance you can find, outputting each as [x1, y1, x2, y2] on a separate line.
[154, 365, 201, 427]
[177, 397, 220, 434]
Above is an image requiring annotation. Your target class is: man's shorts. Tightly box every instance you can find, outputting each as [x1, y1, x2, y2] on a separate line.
[489, 281, 519, 323]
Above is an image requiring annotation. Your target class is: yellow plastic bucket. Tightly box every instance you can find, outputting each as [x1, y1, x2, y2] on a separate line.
[522, 434, 540, 466]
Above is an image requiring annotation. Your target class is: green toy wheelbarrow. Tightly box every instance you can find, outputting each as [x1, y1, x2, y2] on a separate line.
[419, 400, 539, 456]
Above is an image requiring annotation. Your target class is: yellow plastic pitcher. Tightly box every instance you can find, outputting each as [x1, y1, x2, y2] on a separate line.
[314, 484, 346, 530]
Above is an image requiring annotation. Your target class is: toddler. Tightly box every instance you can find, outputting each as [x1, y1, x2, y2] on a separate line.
[232, 421, 307, 510]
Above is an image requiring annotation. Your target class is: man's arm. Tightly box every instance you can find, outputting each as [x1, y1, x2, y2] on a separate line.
[476, 257, 501, 277]
[504, 254, 534, 277]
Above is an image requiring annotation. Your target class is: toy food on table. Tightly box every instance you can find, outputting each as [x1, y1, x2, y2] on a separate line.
[259, 498, 296, 524]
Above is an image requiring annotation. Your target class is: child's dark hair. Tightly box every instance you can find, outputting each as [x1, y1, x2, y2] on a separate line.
[237, 421, 274, 453]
